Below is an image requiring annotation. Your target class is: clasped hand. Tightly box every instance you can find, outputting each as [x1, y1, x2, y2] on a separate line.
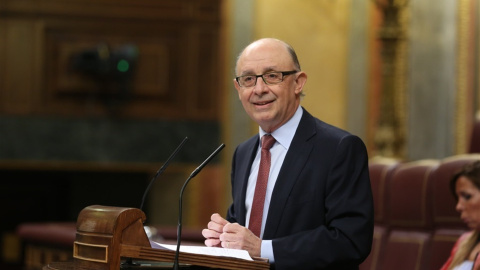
[202, 213, 261, 257]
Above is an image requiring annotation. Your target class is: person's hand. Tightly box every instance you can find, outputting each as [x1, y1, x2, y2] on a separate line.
[220, 222, 261, 258]
[202, 213, 229, 247]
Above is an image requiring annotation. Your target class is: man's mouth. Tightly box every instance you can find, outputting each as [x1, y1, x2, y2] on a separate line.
[254, 100, 274, 106]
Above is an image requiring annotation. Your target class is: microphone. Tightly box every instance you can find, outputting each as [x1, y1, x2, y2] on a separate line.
[172, 143, 225, 270]
[139, 136, 189, 211]
[122, 137, 188, 268]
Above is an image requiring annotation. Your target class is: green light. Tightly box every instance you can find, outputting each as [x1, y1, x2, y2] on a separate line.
[117, 59, 130, 72]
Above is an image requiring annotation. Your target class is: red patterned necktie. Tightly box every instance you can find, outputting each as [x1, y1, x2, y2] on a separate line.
[249, 134, 276, 238]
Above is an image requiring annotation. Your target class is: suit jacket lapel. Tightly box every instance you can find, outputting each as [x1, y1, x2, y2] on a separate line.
[234, 136, 260, 226]
[263, 109, 316, 239]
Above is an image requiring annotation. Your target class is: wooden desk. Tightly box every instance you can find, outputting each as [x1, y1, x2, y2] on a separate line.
[64, 205, 269, 270]
[43, 261, 196, 270]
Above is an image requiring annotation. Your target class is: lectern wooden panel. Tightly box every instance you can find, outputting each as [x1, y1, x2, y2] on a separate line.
[73, 205, 150, 270]
[67, 205, 269, 270]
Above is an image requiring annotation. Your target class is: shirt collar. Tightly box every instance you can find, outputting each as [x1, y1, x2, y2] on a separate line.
[259, 106, 303, 150]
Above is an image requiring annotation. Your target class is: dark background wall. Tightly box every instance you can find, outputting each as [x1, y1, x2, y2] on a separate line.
[0, 0, 225, 268]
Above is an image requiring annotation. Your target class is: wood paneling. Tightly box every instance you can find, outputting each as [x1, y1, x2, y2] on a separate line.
[0, 0, 223, 120]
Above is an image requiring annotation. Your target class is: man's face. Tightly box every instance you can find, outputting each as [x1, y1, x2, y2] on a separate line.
[234, 40, 306, 133]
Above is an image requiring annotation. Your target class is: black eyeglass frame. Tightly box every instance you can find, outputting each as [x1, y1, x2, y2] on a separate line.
[235, 70, 299, 87]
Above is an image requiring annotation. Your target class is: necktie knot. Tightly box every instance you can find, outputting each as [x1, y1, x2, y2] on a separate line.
[262, 135, 276, 150]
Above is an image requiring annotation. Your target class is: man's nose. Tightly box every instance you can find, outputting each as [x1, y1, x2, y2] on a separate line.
[253, 76, 268, 94]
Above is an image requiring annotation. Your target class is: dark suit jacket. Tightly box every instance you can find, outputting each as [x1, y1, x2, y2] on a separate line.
[226, 108, 374, 270]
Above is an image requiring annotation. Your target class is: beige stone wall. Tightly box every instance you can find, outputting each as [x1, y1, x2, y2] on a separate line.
[254, 0, 351, 129]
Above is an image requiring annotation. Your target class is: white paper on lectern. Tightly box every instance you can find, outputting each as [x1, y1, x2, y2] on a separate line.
[150, 241, 253, 261]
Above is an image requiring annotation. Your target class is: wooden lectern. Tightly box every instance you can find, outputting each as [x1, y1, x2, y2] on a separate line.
[44, 205, 269, 270]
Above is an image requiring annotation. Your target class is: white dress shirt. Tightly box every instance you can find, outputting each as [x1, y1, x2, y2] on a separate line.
[244, 106, 303, 263]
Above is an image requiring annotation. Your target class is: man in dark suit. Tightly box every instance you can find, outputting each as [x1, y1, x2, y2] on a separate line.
[202, 38, 373, 269]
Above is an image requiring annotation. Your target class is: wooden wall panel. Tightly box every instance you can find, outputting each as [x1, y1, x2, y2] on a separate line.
[0, 19, 40, 114]
[43, 21, 189, 117]
[0, 0, 222, 120]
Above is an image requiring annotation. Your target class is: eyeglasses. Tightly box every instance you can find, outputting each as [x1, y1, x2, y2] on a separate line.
[235, 70, 298, 87]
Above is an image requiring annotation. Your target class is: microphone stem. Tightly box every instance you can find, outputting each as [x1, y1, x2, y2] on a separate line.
[139, 137, 188, 211]
[172, 143, 224, 270]
[173, 175, 192, 270]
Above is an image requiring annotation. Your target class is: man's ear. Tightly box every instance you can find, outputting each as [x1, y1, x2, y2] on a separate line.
[294, 72, 307, 95]
[233, 78, 242, 99]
